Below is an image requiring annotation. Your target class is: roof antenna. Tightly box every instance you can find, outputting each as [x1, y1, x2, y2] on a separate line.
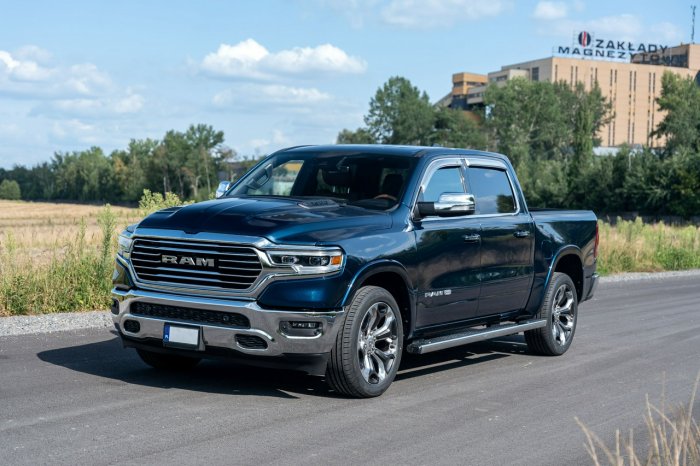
[693, 5, 697, 43]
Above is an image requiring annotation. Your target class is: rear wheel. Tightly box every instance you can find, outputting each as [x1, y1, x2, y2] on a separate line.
[136, 349, 201, 370]
[525, 272, 578, 356]
[326, 286, 403, 398]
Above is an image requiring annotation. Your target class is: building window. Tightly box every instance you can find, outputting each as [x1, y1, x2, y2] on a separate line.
[554, 64, 558, 81]
[531, 67, 539, 81]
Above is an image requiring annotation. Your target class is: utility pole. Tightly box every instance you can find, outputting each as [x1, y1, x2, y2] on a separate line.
[693, 5, 697, 43]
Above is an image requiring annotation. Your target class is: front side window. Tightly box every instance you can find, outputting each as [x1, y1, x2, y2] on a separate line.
[421, 166, 465, 202]
[467, 167, 516, 215]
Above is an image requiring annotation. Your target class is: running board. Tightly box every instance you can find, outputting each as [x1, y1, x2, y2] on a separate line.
[406, 319, 547, 354]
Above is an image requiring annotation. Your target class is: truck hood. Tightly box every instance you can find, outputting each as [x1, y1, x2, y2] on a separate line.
[136, 197, 393, 244]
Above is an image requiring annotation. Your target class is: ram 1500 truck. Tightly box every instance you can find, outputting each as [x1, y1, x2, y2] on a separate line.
[112, 145, 599, 397]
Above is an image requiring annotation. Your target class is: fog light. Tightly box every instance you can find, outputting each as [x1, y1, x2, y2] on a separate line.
[123, 320, 140, 333]
[290, 321, 319, 329]
[280, 321, 321, 337]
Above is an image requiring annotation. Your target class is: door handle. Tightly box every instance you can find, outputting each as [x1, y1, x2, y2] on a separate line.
[462, 233, 481, 243]
[514, 230, 531, 238]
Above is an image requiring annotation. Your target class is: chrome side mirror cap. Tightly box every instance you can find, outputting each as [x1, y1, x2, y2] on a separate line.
[417, 192, 476, 218]
[215, 181, 233, 198]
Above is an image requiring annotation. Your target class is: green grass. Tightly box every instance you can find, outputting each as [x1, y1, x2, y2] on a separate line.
[0, 207, 117, 315]
[598, 218, 700, 275]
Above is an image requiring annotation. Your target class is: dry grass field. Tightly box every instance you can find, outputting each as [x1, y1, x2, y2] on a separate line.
[1, 199, 699, 315]
[0, 200, 139, 260]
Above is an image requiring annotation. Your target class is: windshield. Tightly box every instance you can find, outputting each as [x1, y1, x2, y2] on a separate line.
[228, 152, 417, 211]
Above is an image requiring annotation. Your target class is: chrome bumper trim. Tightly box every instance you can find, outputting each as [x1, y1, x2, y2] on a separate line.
[111, 288, 344, 357]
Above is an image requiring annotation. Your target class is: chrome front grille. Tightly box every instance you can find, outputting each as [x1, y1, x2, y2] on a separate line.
[130, 238, 263, 291]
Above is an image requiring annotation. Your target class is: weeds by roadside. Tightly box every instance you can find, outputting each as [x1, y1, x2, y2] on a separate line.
[577, 372, 700, 466]
[598, 218, 700, 275]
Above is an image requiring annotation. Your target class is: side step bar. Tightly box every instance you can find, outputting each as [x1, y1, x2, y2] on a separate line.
[406, 319, 547, 355]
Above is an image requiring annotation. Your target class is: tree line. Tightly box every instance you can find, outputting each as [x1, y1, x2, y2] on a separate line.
[0, 124, 258, 204]
[338, 73, 700, 218]
[1, 72, 699, 217]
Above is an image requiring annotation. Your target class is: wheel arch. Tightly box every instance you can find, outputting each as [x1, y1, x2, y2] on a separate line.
[342, 261, 416, 339]
[547, 247, 584, 302]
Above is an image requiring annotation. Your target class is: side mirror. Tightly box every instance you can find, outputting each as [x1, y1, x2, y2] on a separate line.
[215, 181, 233, 198]
[417, 193, 476, 218]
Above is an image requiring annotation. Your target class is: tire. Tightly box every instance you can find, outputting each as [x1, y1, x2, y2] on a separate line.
[326, 286, 403, 398]
[525, 272, 578, 356]
[136, 349, 201, 371]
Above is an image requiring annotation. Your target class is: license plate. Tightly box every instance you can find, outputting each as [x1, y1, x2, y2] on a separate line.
[163, 323, 200, 349]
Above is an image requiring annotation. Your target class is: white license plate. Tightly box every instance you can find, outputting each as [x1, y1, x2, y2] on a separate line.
[163, 324, 200, 348]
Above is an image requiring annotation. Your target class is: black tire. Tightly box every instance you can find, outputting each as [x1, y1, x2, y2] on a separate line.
[525, 272, 578, 356]
[326, 286, 403, 398]
[136, 349, 201, 371]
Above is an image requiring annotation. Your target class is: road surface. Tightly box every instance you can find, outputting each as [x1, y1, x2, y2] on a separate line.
[1, 274, 699, 465]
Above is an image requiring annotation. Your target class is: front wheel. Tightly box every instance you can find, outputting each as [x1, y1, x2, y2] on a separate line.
[525, 272, 578, 356]
[326, 286, 403, 398]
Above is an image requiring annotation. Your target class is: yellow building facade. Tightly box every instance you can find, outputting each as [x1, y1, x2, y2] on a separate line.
[450, 43, 700, 148]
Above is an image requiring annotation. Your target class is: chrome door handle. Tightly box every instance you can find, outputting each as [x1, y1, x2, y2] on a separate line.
[462, 234, 481, 243]
[514, 230, 531, 238]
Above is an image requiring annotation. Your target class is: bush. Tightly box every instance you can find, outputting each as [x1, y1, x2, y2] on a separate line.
[138, 189, 192, 218]
[0, 179, 21, 200]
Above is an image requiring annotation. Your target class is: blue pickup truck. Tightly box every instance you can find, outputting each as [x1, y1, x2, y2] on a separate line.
[112, 145, 599, 397]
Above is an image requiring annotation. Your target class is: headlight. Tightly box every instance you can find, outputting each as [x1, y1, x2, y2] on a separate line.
[267, 248, 344, 275]
[117, 233, 133, 259]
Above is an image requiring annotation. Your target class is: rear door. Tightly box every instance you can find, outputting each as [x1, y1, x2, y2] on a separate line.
[466, 160, 535, 317]
[412, 158, 482, 328]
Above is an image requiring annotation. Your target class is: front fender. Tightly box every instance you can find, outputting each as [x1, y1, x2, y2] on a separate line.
[341, 260, 417, 337]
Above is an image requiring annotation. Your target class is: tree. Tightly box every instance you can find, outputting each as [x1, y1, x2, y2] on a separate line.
[430, 108, 487, 149]
[0, 179, 21, 200]
[365, 76, 435, 145]
[336, 128, 375, 144]
[653, 72, 700, 153]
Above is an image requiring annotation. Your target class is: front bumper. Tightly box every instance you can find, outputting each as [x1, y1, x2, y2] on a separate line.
[111, 288, 345, 371]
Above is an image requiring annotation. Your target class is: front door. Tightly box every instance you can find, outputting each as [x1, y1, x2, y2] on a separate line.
[412, 160, 481, 328]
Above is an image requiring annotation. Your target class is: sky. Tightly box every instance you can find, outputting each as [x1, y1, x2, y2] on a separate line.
[0, 0, 693, 168]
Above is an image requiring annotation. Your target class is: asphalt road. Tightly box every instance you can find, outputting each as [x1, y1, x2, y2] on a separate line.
[1, 275, 699, 466]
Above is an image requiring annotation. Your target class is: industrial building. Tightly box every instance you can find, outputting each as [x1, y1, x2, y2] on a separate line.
[448, 41, 700, 148]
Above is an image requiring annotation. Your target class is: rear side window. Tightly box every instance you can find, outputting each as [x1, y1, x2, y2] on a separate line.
[467, 167, 516, 214]
[422, 166, 464, 202]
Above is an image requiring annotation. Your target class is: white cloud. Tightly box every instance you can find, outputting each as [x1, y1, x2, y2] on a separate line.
[201, 39, 367, 79]
[380, 0, 509, 28]
[650, 22, 683, 44]
[0, 50, 54, 82]
[0, 49, 113, 98]
[50, 119, 98, 143]
[536, 13, 680, 44]
[15, 45, 52, 63]
[533, 1, 568, 20]
[213, 84, 331, 108]
[31, 92, 145, 119]
[316, 0, 381, 27]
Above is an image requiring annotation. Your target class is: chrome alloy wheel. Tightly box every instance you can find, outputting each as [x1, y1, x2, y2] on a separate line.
[551, 284, 576, 346]
[357, 302, 399, 384]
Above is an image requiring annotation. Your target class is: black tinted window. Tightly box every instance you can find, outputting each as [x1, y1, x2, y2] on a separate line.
[422, 166, 464, 202]
[468, 167, 516, 214]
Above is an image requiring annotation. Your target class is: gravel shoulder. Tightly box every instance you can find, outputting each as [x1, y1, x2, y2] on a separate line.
[2, 269, 699, 337]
